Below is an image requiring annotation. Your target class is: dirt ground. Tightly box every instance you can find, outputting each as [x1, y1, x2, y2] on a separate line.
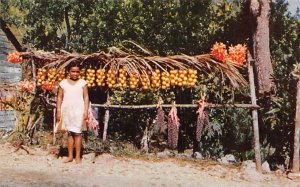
[0, 142, 300, 187]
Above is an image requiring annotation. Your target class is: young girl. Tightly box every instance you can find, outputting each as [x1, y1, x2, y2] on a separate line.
[56, 65, 89, 164]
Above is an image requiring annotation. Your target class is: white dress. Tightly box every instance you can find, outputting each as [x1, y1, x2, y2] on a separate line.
[59, 79, 87, 133]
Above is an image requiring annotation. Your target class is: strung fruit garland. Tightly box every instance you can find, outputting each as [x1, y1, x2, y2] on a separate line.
[34, 67, 202, 91]
[167, 101, 180, 150]
[86, 68, 96, 88]
[96, 68, 106, 87]
[155, 98, 165, 133]
[87, 103, 99, 136]
[195, 98, 210, 143]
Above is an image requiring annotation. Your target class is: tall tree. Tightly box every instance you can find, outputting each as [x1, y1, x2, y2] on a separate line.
[249, 0, 275, 94]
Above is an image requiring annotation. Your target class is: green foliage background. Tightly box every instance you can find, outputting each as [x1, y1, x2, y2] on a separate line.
[1, 0, 300, 166]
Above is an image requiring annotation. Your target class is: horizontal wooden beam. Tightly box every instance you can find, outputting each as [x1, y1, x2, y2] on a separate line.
[91, 103, 259, 109]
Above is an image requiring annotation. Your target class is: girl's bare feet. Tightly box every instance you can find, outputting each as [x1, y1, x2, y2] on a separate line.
[75, 158, 81, 164]
[63, 157, 73, 163]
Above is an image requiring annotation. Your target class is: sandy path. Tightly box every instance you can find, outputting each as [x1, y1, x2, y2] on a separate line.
[0, 143, 299, 187]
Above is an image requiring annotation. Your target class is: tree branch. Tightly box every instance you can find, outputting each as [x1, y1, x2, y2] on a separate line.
[0, 16, 25, 52]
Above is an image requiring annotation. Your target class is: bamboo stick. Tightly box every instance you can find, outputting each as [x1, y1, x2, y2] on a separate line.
[248, 57, 262, 172]
[293, 76, 300, 172]
[53, 108, 56, 145]
[32, 61, 37, 84]
[102, 92, 110, 141]
[91, 103, 259, 109]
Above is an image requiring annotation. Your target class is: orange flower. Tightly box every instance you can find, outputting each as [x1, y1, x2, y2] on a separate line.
[7, 51, 23, 63]
[211, 42, 228, 62]
[227, 44, 247, 65]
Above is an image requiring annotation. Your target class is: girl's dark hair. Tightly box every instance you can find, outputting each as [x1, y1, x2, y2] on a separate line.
[66, 61, 82, 71]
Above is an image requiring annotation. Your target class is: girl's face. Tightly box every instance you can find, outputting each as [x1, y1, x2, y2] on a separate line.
[69, 66, 80, 80]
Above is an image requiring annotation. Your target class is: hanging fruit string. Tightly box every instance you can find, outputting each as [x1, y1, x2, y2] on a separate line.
[155, 97, 165, 133]
[86, 68, 96, 88]
[86, 102, 99, 136]
[168, 101, 180, 150]
[96, 68, 106, 87]
[195, 96, 210, 143]
[117, 68, 128, 89]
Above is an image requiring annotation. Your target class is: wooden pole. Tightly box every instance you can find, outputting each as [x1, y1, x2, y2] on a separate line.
[53, 108, 56, 145]
[248, 58, 262, 172]
[292, 76, 300, 172]
[91, 103, 259, 109]
[102, 92, 110, 141]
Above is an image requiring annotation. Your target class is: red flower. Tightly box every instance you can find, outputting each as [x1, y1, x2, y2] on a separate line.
[227, 44, 247, 65]
[211, 42, 228, 62]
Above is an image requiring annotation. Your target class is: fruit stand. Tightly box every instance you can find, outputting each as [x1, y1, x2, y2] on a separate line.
[1, 42, 263, 171]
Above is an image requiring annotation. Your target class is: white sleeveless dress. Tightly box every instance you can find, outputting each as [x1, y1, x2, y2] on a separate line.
[59, 79, 87, 133]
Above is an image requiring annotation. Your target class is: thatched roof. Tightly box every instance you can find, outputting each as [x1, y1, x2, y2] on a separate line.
[21, 47, 247, 88]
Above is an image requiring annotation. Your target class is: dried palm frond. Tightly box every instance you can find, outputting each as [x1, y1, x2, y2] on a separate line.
[21, 44, 247, 88]
[168, 101, 180, 150]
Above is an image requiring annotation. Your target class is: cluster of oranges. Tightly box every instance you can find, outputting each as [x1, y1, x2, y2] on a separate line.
[170, 69, 198, 87]
[96, 69, 106, 87]
[7, 51, 22, 63]
[106, 69, 117, 89]
[35, 67, 199, 90]
[117, 68, 128, 88]
[129, 73, 139, 89]
[211, 42, 247, 65]
[85, 69, 96, 88]
[37, 68, 65, 91]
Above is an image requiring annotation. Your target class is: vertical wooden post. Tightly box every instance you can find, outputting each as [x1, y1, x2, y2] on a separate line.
[248, 58, 262, 172]
[53, 108, 56, 145]
[103, 92, 110, 141]
[292, 76, 300, 172]
[31, 61, 36, 82]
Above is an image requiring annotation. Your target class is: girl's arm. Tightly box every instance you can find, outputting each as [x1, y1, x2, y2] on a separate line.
[83, 85, 89, 120]
[56, 86, 63, 121]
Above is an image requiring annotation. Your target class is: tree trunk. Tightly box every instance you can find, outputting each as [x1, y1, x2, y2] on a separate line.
[293, 77, 300, 172]
[64, 6, 71, 50]
[250, 0, 274, 94]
